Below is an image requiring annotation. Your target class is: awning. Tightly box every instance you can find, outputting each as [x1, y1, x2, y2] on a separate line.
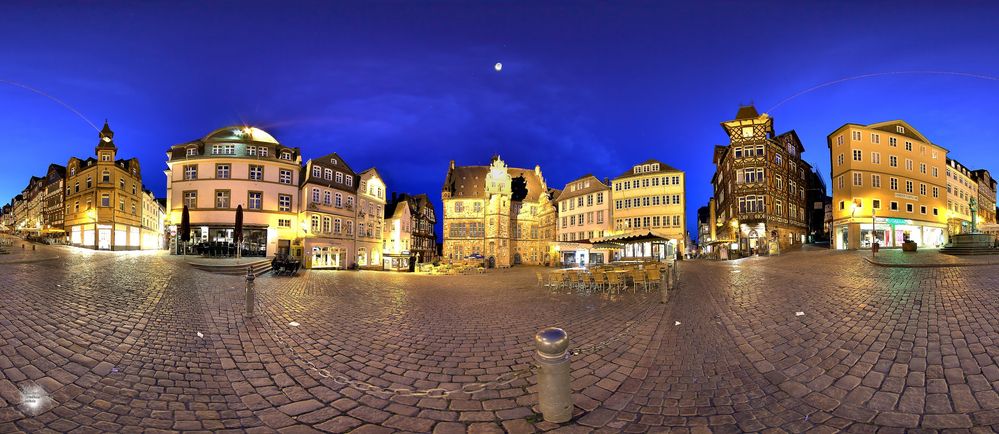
[590, 231, 678, 248]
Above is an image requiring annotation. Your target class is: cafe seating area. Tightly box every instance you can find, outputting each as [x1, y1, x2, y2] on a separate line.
[537, 260, 674, 295]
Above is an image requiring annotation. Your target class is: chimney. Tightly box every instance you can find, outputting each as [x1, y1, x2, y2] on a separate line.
[603, 177, 610, 186]
[449, 160, 455, 170]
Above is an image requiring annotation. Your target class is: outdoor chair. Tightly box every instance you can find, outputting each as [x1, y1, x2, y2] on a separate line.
[536, 272, 546, 289]
[632, 270, 650, 293]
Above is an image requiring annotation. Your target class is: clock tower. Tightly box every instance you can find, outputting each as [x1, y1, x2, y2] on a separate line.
[96, 120, 117, 162]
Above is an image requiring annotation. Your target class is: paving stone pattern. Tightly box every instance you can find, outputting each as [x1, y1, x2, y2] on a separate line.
[1, 247, 999, 432]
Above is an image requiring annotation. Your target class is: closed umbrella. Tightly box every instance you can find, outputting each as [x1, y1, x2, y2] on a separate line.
[180, 205, 191, 255]
[234, 205, 243, 260]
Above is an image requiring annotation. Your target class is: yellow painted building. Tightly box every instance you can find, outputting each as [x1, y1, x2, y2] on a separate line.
[64, 122, 149, 250]
[609, 159, 686, 258]
[946, 158, 979, 235]
[828, 120, 948, 249]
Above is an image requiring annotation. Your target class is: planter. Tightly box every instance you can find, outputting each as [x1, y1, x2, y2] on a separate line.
[902, 241, 918, 252]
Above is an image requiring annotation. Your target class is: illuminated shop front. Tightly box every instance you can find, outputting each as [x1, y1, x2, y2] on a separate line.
[834, 217, 947, 250]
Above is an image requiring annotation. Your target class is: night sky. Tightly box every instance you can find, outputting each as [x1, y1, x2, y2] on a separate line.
[4, 1, 999, 240]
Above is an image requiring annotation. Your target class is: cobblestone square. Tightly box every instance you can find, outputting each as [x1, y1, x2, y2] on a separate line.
[3, 246, 999, 433]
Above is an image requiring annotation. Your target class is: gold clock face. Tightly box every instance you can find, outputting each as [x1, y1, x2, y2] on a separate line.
[102, 136, 111, 142]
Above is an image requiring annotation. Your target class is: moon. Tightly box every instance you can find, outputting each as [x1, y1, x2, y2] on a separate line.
[494, 62, 502, 72]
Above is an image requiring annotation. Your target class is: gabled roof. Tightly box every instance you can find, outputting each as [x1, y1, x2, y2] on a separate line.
[301, 152, 358, 192]
[556, 174, 609, 202]
[613, 159, 682, 180]
[442, 164, 548, 202]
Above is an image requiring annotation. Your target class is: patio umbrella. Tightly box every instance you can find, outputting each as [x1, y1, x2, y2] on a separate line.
[234, 205, 243, 259]
[180, 205, 191, 255]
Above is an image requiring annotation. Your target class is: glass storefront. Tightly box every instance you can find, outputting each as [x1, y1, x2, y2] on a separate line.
[836, 222, 947, 249]
[311, 246, 345, 269]
[176, 226, 268, 257]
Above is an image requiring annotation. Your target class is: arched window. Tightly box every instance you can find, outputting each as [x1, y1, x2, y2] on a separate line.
[311, 215, 320, 232]
[335, 193, 343, 208]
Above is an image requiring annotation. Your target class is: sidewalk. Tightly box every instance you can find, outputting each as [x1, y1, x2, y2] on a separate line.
[863, 248, 999, 268]
[0, 236, 60, 264]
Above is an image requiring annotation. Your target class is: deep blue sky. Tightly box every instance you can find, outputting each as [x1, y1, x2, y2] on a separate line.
[4, 1, 999, 240]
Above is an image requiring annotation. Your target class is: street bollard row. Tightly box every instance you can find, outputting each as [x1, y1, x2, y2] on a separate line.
[245, 266, 255, 318]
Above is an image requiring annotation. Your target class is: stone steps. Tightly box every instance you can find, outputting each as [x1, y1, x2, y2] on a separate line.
[940, 246, 999, 256]
[187, 258, 273, 276]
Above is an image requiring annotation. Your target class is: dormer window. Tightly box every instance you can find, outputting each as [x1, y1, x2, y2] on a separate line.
[897, 125, 905, 134]
[331, 158, 338, 165]
[280, 151, 292, 160]
[101, 153, 111, 161]
[186, 148, 197, 156]
[651, 164, 659, 171]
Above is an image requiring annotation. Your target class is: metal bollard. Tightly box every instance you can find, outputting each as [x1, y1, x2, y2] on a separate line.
[660, 266, 669, 304]
[32, 245, 35, 251]
[535, 327, 572, 423]
[245, 267, 255, 318]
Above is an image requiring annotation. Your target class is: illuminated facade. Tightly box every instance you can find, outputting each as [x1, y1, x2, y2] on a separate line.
[385, 193, 437, 264]
[713, 106, 809, 254]
[165, 126, 301, 257]
[971, 169, 997, 226]
[828, 120, 948, 249]
[611, 160, 686, 258]
[554, 174, 611, 265]
[441, 156, 556, 267]
[299, 152, 358, 269]
[356, 168, 386, 267]
[64, 122, 148, 250]
[140, 189, 165, 249]
[382, 193, 413, 271]
[43, 164, 66, 239]
[946, 158, 978, 235]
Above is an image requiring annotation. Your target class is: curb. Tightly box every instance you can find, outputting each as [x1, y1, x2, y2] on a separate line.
[0, 255, 61, 265]
[863, 256, 999, 268]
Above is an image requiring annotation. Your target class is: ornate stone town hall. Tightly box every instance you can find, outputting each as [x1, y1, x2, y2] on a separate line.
[441, 156, 557, 267]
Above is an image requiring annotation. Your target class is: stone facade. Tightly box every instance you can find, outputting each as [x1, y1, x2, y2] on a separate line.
[441, 156, 556, 267]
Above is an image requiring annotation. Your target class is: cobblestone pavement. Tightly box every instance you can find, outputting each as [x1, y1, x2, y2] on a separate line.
[2, 248, 999, 433]
[865, 249, 999, 267]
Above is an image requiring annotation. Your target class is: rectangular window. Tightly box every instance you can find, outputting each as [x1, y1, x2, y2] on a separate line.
[871, 152, 880, 164]
[920, 163, 926, 174]
[216, 164, 230, 179]
[920, 183, 926, 195]
[248, 192, 262, 210]
[215, 190, 230, 208]
[905, 180, 913, 193]
[211, 144, 236, 155]
[249, 165, 263, 180]
[184, 165, 198, 180]
[100, 194, 110, 207]
[889, 156, 898, 167]
[890, 201, 899, 211]
[279, 169, 292, 184]
[183, 191, 197, 208]
[890, 177, 898, 190]
[906, 203, 914, 213]
[905, 159, 913, 171]
[932, 186, 939, 198]
[852, 131, 861, 141]
[872, 134, 880, 144]
[279, 194, 292, 212]
[852, 150, 862, 161]
[889, 137, 897, 147]
[259, 147, 268, 157]
[853, 173, 862, 186]
[872, 199, 881, 210]
[872, 174, 881, 188]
